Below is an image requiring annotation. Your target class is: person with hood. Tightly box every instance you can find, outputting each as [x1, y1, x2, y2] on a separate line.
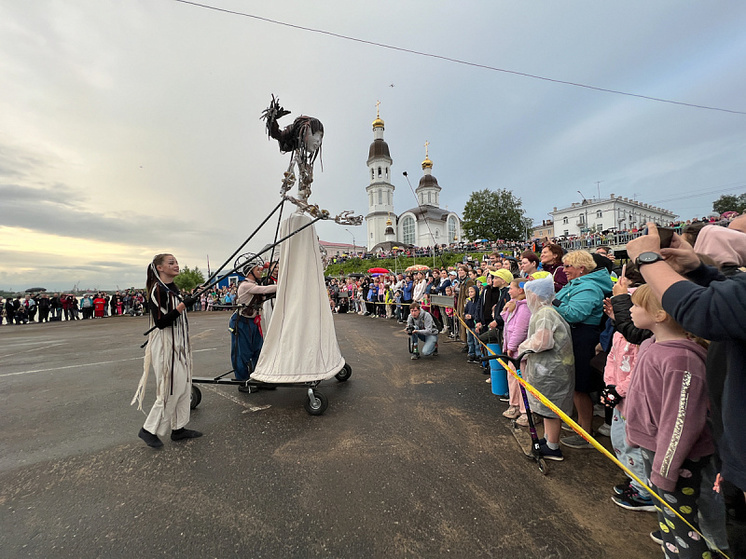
[463, 284, 482, 363]
[693, 223, 746, 276]
[552, 250, 613, 449]
[517, 277, 575, 461]
[624, 283, 714, 558]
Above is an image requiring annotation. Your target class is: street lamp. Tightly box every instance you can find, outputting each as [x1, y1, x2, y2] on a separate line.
[345, 228, 356, 257]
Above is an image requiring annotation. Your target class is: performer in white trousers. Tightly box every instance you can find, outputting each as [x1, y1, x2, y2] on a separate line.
[132, 253, 203, 448]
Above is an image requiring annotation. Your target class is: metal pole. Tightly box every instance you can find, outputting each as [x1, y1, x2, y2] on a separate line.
[203, 198, 285, 287]
[143, 215, 324, 340]
[345, 228, 355, 256]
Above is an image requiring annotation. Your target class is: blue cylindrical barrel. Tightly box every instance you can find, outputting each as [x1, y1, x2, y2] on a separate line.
[486, 343, 508, 396]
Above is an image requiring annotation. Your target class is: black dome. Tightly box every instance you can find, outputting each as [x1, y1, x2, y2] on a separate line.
[417, 174, 440, 190]
[368, 139, 391, 161]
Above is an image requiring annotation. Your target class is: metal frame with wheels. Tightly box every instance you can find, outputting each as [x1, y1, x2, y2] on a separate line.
[189, 361, 352, 416]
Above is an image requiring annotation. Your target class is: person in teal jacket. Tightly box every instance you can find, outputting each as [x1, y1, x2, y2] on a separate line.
[552, 250, 613, 449]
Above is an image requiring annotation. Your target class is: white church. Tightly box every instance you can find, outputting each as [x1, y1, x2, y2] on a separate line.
[365, 107, 462, 252]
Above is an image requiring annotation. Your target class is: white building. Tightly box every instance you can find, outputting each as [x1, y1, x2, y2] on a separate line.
[550, 194, 678, 237]
[364, 107, 461, 251]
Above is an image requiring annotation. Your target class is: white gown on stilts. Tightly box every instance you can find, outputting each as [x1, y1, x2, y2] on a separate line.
[250, 213, 345, 383]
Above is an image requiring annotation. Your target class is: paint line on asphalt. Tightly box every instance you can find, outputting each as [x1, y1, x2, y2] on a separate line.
[0, 342, 66, 359]
[205, 385, 272, 413]
[0, 348, 217, 378]
[0, 356, 145, 378]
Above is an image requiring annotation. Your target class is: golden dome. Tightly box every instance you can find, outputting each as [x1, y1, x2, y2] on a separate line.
[422, 156, 433, 169]
[372, 117, 384, 129]
[386, 216, 393, 226]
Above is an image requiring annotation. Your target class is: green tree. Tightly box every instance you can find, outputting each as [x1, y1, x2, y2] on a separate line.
[713, 193, 746, 215]
[461, 188, 533, 241]
[175, 266, 205, 292]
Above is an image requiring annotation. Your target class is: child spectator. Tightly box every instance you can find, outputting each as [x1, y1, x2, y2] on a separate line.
[625, 284, 713, 557]
[443, 286, 455, 336]
[384, 283, 394, 319]
[394, 289, 403, 322]
[517, 277, 575, 461]
[463, 285, 482, 363]
[500, 279, 531, 423]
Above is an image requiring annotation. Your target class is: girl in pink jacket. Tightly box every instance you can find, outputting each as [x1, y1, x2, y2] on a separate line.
[500, 279, 531, 422]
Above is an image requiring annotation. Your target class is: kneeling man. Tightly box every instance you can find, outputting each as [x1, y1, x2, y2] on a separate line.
[405, 302, 439, 360]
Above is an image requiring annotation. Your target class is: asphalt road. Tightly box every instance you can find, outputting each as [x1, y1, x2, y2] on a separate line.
[0, 311, 663, 558]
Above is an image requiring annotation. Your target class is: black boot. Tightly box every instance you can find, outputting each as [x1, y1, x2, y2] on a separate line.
[171, 427, 203, 441]
[138, 427, 163, 448]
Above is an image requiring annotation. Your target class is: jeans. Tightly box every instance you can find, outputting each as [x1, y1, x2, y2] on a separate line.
[466, 330, 478, 357]
[610, 408, 651, 499]
[411, 332, 437, 356]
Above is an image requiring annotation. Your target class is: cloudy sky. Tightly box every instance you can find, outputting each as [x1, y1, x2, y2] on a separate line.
[1, 1, 745, 291]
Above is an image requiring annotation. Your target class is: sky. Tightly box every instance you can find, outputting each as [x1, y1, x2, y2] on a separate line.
[1, 1, 745, 292]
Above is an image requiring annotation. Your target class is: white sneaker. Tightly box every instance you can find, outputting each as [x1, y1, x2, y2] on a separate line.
[502, 406, 520, 419]
[596, 423, 611, 437]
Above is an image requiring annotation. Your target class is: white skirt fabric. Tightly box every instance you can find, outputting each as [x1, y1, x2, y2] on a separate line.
[250, 213, 345, 383]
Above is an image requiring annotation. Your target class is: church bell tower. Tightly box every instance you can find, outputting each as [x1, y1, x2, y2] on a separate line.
[365, 102, 396, 250]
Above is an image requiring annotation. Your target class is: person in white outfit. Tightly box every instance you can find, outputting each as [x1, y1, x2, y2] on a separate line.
[132, 253, 202, 448]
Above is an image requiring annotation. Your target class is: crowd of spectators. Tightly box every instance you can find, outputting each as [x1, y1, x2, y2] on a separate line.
[0, 284, 249, 326]
[0, 290, 147, 324]
[325, 215, 733, 267]
[328, 214, 746, 557]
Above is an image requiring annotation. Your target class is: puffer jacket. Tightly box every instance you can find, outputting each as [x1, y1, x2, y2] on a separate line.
[501, 299, 531, 353]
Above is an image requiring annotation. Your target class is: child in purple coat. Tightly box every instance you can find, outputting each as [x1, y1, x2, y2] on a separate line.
[625, 284, 714, 558]
[500, 279, 531, 421]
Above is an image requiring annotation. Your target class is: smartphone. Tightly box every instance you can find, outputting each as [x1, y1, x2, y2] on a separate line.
[643, 226, 675, 249]
[657, 227, 675, 249]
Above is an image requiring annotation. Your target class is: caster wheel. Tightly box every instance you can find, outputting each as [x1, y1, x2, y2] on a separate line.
[335, 363, 352, 382]
[538, 458, 549, 475]
[190, 385, 202, 409]
[304, 389, 328, 416]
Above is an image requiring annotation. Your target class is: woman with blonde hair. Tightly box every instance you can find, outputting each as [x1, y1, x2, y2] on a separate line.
[553, 250, 613, 448]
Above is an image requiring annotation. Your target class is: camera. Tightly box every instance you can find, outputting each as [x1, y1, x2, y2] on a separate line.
[406, 325, 415, 335]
